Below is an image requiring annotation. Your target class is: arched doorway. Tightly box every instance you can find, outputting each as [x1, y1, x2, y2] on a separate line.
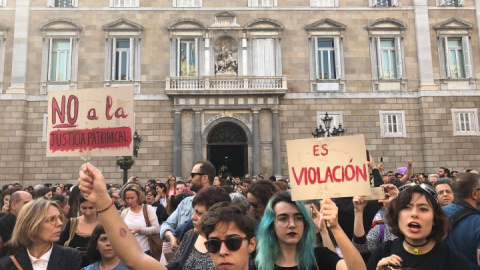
[207, 122, 247, 177]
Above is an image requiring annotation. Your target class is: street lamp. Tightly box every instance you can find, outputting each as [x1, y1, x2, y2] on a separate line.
[117, 130, 143, 184]
[312, 113, 346, 137]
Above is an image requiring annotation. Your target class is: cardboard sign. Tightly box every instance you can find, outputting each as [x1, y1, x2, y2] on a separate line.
[286, 134, 371, 201]
[46, 87, 134, 157]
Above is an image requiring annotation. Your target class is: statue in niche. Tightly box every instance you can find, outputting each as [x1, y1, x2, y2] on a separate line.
[215, 37, 238, 75]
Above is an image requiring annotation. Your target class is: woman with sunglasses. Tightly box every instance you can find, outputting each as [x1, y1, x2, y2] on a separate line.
[201, 201, 257, 270]
[78, 163, 243, 270]
[255, 191, 366, 270]
[367, 183, 471, 270]
[166, 175, 177, 197]
[0, 199, 82, 269]
[167, 186, 231, 269]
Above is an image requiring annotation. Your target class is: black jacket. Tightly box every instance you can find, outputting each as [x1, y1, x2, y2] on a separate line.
[0, 244, 82, 270]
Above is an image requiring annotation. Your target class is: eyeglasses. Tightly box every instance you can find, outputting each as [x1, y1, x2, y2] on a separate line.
[45, 214, 66, 225]
[190, 173, 206, 178]
[398, 183, 438, 202]
[204, 236, 248, 253]
[248, 201, 258, 208]
[275, 215, 305, 228]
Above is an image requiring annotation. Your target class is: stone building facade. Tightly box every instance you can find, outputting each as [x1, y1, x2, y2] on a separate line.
[0, 0, 479, 186]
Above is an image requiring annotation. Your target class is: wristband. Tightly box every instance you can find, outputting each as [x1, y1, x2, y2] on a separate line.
[97, 199, 114, 213]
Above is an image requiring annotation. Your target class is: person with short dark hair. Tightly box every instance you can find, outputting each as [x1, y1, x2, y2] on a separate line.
[167, 186, 231, 269]
[438, 167, 451, 178]
[83, 224, 129, 270]
[443, 173, 480, 270]
[201, 201, 257, 270]
[367, 183, 471, 270]
[434, 179, 454, 207]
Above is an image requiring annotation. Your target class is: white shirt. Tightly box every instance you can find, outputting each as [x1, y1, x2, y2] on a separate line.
[27, 244, 53, 270]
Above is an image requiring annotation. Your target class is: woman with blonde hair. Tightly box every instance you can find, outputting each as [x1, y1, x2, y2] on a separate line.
[120, 184, 160, 257]
[0, 199, 82, 269]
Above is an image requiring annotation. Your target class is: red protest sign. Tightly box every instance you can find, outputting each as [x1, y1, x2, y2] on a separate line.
[46, 87, 134, 157]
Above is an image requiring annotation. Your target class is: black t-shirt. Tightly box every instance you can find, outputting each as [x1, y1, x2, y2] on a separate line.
[367, 238, 473, 270]
[273, 247, 341, 270]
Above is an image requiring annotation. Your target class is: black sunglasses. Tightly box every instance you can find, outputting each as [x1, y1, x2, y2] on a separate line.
[190, 173, 206, 178]
[398, 183, 438, 202]
[204, 236, 248, 253]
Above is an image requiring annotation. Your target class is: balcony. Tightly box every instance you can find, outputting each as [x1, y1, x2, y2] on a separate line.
[165, 76, 287, 96]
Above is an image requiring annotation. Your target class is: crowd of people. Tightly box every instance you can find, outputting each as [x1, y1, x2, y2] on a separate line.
[0, 158, 478, 270]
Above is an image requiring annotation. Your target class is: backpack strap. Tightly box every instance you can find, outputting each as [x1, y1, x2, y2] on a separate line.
[10, 255, 24, 270]
[450, 201, 480, 229]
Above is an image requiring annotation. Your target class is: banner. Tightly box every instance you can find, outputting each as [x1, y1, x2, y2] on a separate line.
[46, 87, 134, 157]
[286, 134, 371, 201]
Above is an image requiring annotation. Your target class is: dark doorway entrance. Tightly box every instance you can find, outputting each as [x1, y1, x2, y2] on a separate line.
[207, 122, 247, 177]
[209, 145, 246, 177]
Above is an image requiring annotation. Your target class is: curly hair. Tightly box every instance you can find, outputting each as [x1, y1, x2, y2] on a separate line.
[255, 191, 316, 270]
[386, 184, 448, 243]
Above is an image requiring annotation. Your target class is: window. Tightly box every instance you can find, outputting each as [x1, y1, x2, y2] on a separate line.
[173, 0, 201, 7]
[379, 111, 406, 137]
[452, 109, 479, 135]
[316, 111, 344, 130]
[168, 19, 206, 78]
[253, 39, 275, 76]
[306, 19, 346, 92]
[367, 18, 407, 91]
[371, 37, 403, 80]
[315, 38, 342, 80]
[439, 0, 464, 6]
[438, 36, 472, 79]
[106, 37, 140, 81]
[48, 0, 78, 7]
[109, 0, 139, 7]
[103, 19, 143, 92]
[371, 0, 397, 7]
[179, 39, 197, 76]
[244, 19, 283, 78]
[249, 0, 276, 7]
[0, 0, 5, 6]
[49, 39, 72, 81]
[311, 0, 336, 7]
[39, 19, 81, 93]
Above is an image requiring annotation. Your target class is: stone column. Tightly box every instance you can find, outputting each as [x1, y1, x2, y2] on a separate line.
[7, 0, 30, 93]
[193, 108, 202, 163]
[252, 108, 261, 176]
[173, 109, 182, 180]
[414, 0, 436, 90]
[272, 108, 282, 179]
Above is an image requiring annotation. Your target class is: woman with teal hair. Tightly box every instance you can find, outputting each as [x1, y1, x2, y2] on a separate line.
[255, 191, 366, 270]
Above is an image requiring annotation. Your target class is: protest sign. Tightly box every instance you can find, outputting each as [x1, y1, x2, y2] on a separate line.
[46, 87, 134, 157]
[286, 134, 371, 201]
